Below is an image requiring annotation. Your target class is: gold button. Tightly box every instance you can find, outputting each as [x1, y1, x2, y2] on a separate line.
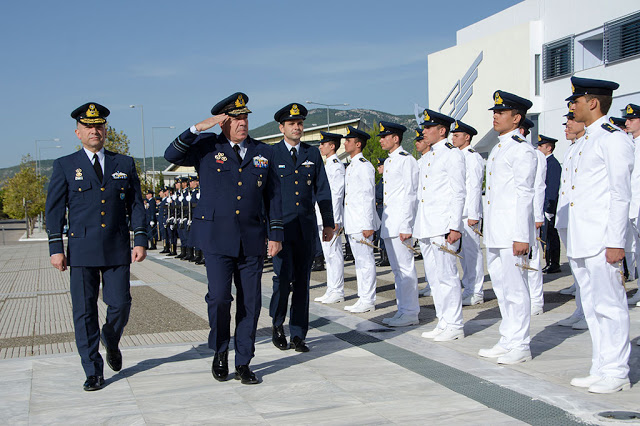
[585, 135, 589, 140]
[101, 224, 106, 228]
[384, 192, 387, 195]
[489, 172, 492, 175]
[295, 181, 298, 185]
[492, 158, 495, 161]
[498, 144, 501, 147]
[101, 200, 105, 204]
[575, 168, 577, 172]
[295, 192, 299, 195]
[295, 170, 299, 174]
[70, 233, 74, 236]
[101, 211, 105, 216]
[421, 199, 424, 202]
[239, 168, 242, 172]
[488, 186, 490, 190]
[579, 152, 582, 155]
[345, 202, 348, 205]
[280, 174, 284, 177]
[236, 210, 240, 214]
[425, 175, 428, 178]
[572, 185, 575, 189]
[562, 192, 565, 195]
[423, 187, 425, 190]
[202, 215, 205, 219]
[384, 203, 387, 206]
[488, 201, 490, 205]
[570, 202, 574, 206]
[78, 188, 82, 192]
[237, 196, 241, 200]
[296, 202, 299, 206]
[101, 188, 105, 191]
[428, 163, 430, 166]
[238, 181, 242, 186]
[218, 168, 221, 172]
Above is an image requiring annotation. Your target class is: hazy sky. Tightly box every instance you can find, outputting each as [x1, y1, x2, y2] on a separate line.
[0, 0, 520, 169]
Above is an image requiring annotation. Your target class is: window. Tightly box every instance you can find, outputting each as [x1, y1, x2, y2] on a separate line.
[543, 36, 574, 80]
[604, 11, 640, 64]
[534, 54, 541, 95]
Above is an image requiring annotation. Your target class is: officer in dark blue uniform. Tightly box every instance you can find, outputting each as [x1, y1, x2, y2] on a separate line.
[374, 157, 389, 266]
[165, 92, 283, 385]
[45, 102, 147, 391]
[145, 190, 157, 249]
[175, 177, 190, 259]
[537, 134, 562, 273]
[158, 187, 170, 253]
[270, 103, 334, 353]
[165, 183, 179, 256]
[189, 175, 204, 264]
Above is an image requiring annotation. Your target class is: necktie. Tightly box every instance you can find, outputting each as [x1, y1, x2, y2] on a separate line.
[93, 154, 103, 182]
[233, 144, 242, 163]
[290, 147, 297, 164]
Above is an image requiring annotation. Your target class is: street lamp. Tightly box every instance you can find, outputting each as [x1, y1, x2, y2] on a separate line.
[35, 138, 60, 176]
[151, 126, 175, 186]
[38, 146, 62, 173]
[305, 101, 349, 131]
[129, 105, 146, 177]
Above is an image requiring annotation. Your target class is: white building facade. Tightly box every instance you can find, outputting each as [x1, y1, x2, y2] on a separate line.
[428, 0, 640, 158]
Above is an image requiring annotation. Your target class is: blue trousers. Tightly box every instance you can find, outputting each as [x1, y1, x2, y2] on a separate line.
[69, 265, 131, 377]
[204, 248, 263, 366]
[270, 238, 314, 340]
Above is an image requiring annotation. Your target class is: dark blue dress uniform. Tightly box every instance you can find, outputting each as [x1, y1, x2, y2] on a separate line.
[537, 135, 562, 269]
[269, 103, 334, 347]
[145, 192, 157, 248]
[164, 94, 283, 369]
[45, 102, 147, 382]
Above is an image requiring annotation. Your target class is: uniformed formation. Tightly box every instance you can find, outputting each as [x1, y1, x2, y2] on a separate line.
[46, 78, 639, 394]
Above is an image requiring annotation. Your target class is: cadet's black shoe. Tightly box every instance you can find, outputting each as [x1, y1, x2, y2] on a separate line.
[83, 375, 105, 391]
[311, 256, 325, 271]
[100, 335, 122, 372]
[195, 252, 206, 265]
[176, 247, 186, 259]
[159, 244, 169, 254]
[376, 251, 390, 267]
[290, 336, 310, 352]
[211, 351, 229, 382]
[234, 365, 259, 385]
[272, 326, 288, 350]
[544, 264, 561, 274]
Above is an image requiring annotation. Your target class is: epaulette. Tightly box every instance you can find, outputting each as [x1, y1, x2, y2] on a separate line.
[359, 157, 368, 163]
[399, 151, 410, 156]
[445, 142, 454, 149]
[333, 158, 340, 164]
[601, 122, 619, 133]
[512, 134, 526, 143]
[468, 148, 476, 153]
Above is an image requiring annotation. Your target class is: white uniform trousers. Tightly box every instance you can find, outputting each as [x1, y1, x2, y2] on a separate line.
[418, 236, 463, 330]
[318, 225, 345, 297]
[568, 250, 630, 379]
[384, 236, 420, 316]
[625, 219, 638, 281]
[527, 228, 544, 310]
[486, 248, 531, 351]
[347, 233, 377, 304]
[460, 219, 484, 298]
[558, 228, 583, 317]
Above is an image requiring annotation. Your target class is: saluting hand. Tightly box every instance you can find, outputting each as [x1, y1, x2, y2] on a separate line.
[132, 246, 147, 263]
[50, 253, 67, 272]
[194, 114, 228, 132]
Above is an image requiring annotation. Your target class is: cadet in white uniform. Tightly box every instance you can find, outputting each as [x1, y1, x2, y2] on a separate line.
[342, 126, 380, 313]
[451, 120, 485, 306]
[378, 121, 421, 327]
[314, 132, 346, 304]
[565, 76, 632, 394]
[415, 109, 466, 342]
[530, 131, 547, 316]
[623, 104, 640, 306]
[478, 90, 536, 365]
[411, 129, 433, 298]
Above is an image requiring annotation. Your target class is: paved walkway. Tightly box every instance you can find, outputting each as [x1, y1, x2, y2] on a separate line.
[1, 234, 640, 424]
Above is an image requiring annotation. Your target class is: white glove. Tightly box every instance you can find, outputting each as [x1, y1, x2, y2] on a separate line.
[186, 195, 191, 202]
[196, 193, 200, 199]
[178, 196, 184, 202]
[150, 221, 155, 226]
[544, 212, 554, 221]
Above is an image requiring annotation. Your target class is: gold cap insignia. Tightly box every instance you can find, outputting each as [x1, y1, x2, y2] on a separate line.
[494, 92, 503, 105]
[571, 82, 575, 94]
[423, 110, 431, 121]
[415, 130, 420, 138]
[627, 105, 634, 114]
[346, 128, 351, 135]
[290, 104, 300, 116]
[320, 134, 324, 140]
[235, 95, 245, 108]
[455, 121, 459, 129]
[86, 104, 99, 117]
[538, 135, 542, 142]
[379, 123, 385, 132]
[610, 118, 615, 125]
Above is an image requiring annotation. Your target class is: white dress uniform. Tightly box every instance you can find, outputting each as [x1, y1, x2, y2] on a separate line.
[566, 116, 633, 380]
[315, 153, 345, 299]
[528, 148, 547, 313]
[344, 153, 381, 307]
[625, 135, 640, 301]
[460, 145, 485, 300]
[380, 147, 420, 321]
[414, 139, 466, 333]
[484, 129, 536, 353]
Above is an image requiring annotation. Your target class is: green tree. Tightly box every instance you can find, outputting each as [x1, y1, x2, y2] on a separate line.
[362, 122, 388, 183]
[2, 155, 47, 232]
[155, 171, 166, 194]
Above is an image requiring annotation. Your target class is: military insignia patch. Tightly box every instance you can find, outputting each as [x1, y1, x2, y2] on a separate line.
[75, 168, 83, 180]
[86, 104, 99, 117]
[290, 104, 300, 116]
[512, 134, 525, 143]
[320, 134, 324, 141]
[627, 104, 634, 114]
[424, 110, 431, 121]
[346, 128, 351, 135]
[120, 193, 125, 200]
[602, 123, 619, 133]
[415, 130, 420, 138]
[379, 123, 385, 132]
[399, 151, 409, 156]
[454, 121, 459, 129]
[571, 82, 575, 94]
[253, 155, 269, 168]
[445, 142, 454, 149]
[494, 92, 503, 105]
[538, 135, 542, 142]
[359, 157, 367, 163]
[235, 94, 246, 108]
[278, 164, 286, 168]
[468, 148, 476, 153]
[301, 160, 314, 166]
[215, 152, 227, 164]
[257, 180, 262, 187]
[112, 171, 128, 179]
[333, 158, 339, 163]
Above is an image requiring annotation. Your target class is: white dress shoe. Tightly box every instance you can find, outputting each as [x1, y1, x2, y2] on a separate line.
[314, 293, 329, 302]
[557, 313, 583, 327]
[559, 283, 576, 296]
[637, 300, 640, 307]
[419, 286, 432, 297]
[350, 302, 375, 313]
[462, 294, 483, 306]
[497, 348, 532, 365]
[588, 376, 631, 394]
[571, 318, 589, 330]
[344, 300, 361, 311]
[530, 306, 544, 316]
[627, 290, 640, 305]
[382, 311, 401, 324]
[434, 327, 464, 342]
[570, 375, 603, 388]
[478, 344, 509, 358]
[421, 327, 444, 339]
[386, 313, 419, 327]
[322, 294, 345, 304]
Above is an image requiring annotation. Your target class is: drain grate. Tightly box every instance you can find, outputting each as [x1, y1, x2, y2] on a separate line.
[598, 411, 640, 421]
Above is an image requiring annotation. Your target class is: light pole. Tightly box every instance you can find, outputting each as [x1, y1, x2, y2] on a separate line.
[129, 105, 146, 178]
[38, 146, 62, 172]
[35, 138, 60, 176]
[305, 101, 349, 131]
[151, 126, 175, 186]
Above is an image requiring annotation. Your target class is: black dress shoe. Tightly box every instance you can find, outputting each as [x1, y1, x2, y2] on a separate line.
[541, 265, 550, 273]
[234, 365, 259, 385]
[272, 326, 288, 350]
[211, 351, 229, 382]
[100, 335, 122, 372]
[290, 336, 310, 352]
[311, 256, 325, 271]
[83, 375, 105, 391]
[544, 264, 561, 274]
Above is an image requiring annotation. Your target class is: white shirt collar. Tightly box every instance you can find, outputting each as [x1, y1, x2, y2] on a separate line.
[283, 139, 299, 153]
[83, 146, 105, 164]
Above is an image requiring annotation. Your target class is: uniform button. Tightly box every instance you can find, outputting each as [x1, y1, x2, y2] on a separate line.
[585, 135, 589, 140]
[295, 181, 298, 185]
[101, 200, 105, 204]
[201, 215, 205, 219]
[428, 163, 430, 166]
[295, 170, 299, 174]
[579, 152, 582, 155]
[492, 158, 495, 161]
[563, 179, 566, 183]
[423, 187, 425, 190]
[101, 211, 105, 216]
[237, 196, 241, 200]
[238, 181, 242, 186]
[562, 192, 565, 195]
[101, 188, 105, 191]
[70, 233, 74, 236]
[295, 191, 299, 195]
[280, 174, 283, 177]
[570, 202, 574, 206]
[384, 192, 387, 195]
[489, 172, 492, 175]
[384, 203, 387, 206]
[572, 185, 575, 189]
[488, 186, 490, 190]
[236, 210, 240, 214]
[78, 188, 82, 192]
[498, 144, 501, 147]
[101, 224, 106, 228]
[487, 201, 490, 205]
[421, 199, 424, 202]
[296, 202, 299, 206]
[218, 168, 221, 172]
[575, 168, 577, 172]
[345, 202, 348, 205]
[425, 175, 428, 178]
[239, 168, 242, 172]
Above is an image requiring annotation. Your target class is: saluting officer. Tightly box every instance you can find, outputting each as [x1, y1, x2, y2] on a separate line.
[45, 102, 147, 391]
[270, 103, 334, 353]
[565, 77, 633, 393]
[478, 90, 536, 365]
[342, 126, 380, 313]
[165, 92, 283, 385]
[314, 131, 346, 304]
[415, 110, 466, 342]
[450, 120, 485, 306]
[378, 121, 420, 327]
